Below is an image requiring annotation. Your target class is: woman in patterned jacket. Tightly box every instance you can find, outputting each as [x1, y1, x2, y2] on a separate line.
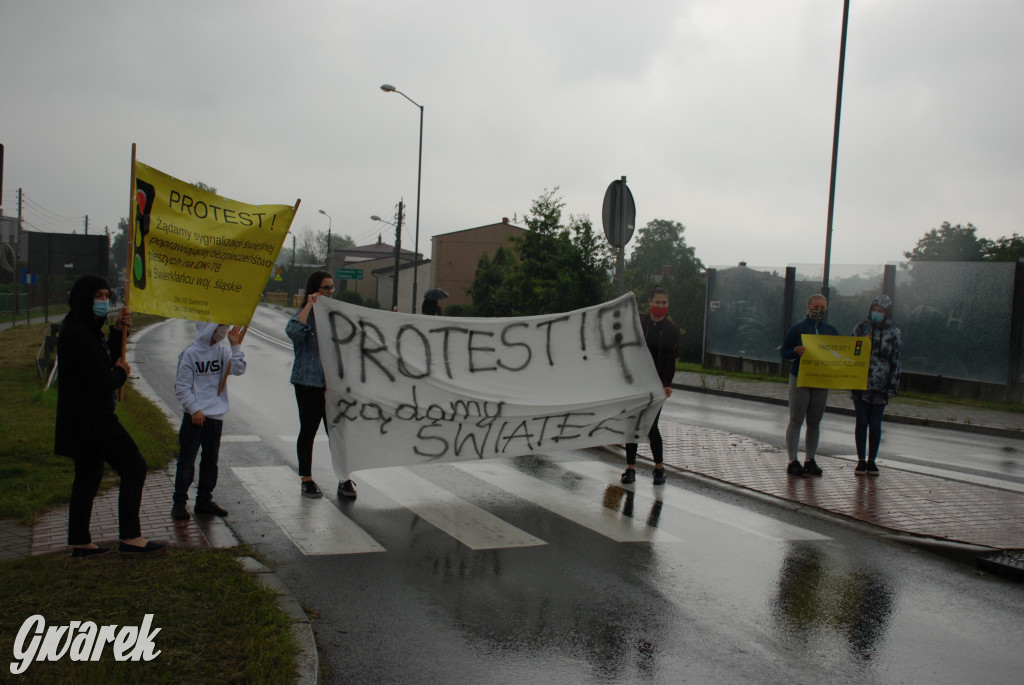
[850, 294, 902, 476]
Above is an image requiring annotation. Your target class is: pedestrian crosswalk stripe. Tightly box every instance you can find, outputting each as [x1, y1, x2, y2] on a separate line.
[356, 468, 547, 550]
[560, 460, 830, 542]
[453, 461, 681, 543]
[233, 465, 386, 556]
[277, 435, 330, 443]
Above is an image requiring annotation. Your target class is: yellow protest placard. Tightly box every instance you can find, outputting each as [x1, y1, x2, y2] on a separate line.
[797, 334, 871, 389]
[129, 159, 297, 325]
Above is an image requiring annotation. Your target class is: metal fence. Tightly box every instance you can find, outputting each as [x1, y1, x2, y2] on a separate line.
[703, 261, 1024, 400]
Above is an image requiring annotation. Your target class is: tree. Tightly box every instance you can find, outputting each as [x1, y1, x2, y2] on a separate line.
[289, 226, 354, 264]
[468, 188, 615, 317]
[984, 233, 1024, 262]
[469, 246, 514, 317]
[109, 217, 130, 283]
[904, 222, 988, 262]
[625, 219, 706, 362]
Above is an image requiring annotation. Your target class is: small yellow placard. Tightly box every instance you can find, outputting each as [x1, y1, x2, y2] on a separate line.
[797, 334, 871, 389]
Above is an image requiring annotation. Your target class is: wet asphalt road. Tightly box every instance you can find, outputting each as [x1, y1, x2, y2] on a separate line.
[131, 307, 1024, 684]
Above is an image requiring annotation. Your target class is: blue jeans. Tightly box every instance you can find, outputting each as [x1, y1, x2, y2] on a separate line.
[853, 399, 886, 461]
[174, 414, 223, 503]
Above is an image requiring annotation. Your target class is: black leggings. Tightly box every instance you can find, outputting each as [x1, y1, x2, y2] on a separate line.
[67, 422, 147, 545]
[294, 384, 327, 478]
[625, 410, 663, 466]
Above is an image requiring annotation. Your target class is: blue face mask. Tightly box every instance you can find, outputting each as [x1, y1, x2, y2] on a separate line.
[870, 311, 885, 324]
[92, 300, 110, 318]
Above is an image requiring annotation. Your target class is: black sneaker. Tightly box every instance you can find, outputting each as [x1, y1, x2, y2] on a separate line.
[171, 502, 190, 520]
[787, 460, 805, 476]
[620, 469, 636, 484]
[652, 468, 666, 486]
[194, 501, 229, 516]
[854, 460, 868, 475]
[301, 480, 323, 498]
[866, 461, 880, 476]
[803, 459, 823, 476]
[337, 480, 357, 499]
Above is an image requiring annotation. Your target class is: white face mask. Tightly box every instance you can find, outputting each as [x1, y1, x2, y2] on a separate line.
[210, 325, 229, 345]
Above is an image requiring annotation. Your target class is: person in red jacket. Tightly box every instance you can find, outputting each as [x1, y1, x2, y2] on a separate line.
[621, 286, 680, 486]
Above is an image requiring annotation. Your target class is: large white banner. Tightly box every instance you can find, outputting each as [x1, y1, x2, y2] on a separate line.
[313, 293, 666, 476]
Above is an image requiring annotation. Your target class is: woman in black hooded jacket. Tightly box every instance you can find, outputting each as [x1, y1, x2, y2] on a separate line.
[55, 275, 164, 555]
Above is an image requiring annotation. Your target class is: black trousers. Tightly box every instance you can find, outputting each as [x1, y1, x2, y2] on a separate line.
[67, 421, 147, 545]
[625, 410, 664, 466]
[294, 384, 327, 478]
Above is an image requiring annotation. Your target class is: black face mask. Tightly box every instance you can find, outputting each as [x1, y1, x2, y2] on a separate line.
[808, 309, 826, 322]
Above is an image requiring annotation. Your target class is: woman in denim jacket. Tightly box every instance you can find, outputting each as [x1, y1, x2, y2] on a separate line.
[286, 271, 357, 499]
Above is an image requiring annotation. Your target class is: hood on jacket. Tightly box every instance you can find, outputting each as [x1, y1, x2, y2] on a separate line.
[192, 321, 229, 347]
[869, 294, 893, 322]
[65, 274, 110, 330]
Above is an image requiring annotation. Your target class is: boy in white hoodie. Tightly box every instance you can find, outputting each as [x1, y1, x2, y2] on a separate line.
[171, 322, 246, 519]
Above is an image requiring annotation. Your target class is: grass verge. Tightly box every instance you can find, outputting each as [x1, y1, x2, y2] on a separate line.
[676, 362, 1023, 414]
[0, 317, 177, 524]
[0, 318, 301, 683]
[0, 547, 298, 684]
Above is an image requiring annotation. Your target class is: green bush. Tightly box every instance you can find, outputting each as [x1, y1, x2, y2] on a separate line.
[444, 303, 474, 317]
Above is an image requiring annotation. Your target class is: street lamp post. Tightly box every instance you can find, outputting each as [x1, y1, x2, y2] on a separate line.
[318, 209, 332, 266]
[380, 83, 423, 313]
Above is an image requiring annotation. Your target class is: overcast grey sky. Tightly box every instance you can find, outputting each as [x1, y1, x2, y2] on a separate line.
[2, 0, 1021, 273]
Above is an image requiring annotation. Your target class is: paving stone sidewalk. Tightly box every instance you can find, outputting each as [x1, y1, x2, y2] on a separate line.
[25, 470, 209, 556]
[640, 423, 1024, 551]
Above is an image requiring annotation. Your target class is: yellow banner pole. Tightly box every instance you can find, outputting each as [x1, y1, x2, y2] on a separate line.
[119, 143, 137, 400]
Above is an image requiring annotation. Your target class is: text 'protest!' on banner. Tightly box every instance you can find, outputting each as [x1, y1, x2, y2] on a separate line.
[797, 334, 871, 389]
[129, 160, 297, 325]
[313, 293, 667, 475]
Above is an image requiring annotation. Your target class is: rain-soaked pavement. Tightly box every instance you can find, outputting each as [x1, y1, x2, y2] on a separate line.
[11, 307, 1024, 684]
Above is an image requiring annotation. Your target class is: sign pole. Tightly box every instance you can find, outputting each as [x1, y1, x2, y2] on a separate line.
[617, 176, 626, 295]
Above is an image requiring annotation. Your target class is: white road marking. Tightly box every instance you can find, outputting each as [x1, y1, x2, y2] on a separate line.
[453, 461, 681, 543]
[233, 465, 385, 555]
[278, 435, 330, 443]
[561, 460, 830, 542]
[357, 467, 547, 550]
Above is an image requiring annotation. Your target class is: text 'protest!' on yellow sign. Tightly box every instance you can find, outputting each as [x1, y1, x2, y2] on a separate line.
[129, 160, 296, 326]
[797, 334, 871, 390]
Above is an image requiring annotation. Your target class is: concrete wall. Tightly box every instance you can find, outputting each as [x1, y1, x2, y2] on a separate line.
[430, 219, 525, 308]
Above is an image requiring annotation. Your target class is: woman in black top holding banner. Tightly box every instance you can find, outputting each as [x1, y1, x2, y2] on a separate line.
[55, 275, 166, 556]
[621, 287, 679, 487]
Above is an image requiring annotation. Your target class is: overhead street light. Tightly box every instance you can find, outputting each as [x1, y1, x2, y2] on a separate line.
[380, 83, 424, 313]
[318, 209, 332, 263]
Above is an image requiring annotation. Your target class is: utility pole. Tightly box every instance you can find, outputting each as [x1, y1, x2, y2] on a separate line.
[822, 0, 850, 301]
[14, 188, 22, 323]
[392, 200, 403, 312]
[84, 214, 89, 235]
